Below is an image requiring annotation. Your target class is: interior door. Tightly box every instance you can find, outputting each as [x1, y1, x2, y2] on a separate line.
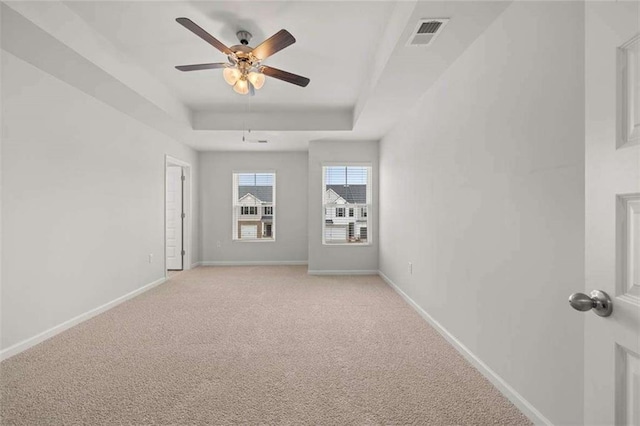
[584, 3, 640, 424]
[166, 165, 183, 270]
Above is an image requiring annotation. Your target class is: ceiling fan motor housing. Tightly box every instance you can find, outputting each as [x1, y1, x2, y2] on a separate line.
[228, 45, 256, 72]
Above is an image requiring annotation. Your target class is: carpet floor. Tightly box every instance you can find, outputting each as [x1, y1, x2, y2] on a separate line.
[1, 266, 531, 425]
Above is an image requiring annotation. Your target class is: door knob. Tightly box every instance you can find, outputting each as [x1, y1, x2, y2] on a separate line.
[568, 290, 612, 317]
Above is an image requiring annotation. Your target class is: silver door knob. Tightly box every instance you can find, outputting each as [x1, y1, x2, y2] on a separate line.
[568, 290, 612, 317]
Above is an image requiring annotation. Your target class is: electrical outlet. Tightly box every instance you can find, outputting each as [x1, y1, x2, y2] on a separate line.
[216, 240, 222, 248]
[408, 262, 413, 275]
[148, 254, 154, 263]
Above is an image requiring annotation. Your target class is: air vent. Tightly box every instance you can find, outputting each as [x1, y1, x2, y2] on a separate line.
[407, 18, 449, 46]
[417, 21, 442, 34]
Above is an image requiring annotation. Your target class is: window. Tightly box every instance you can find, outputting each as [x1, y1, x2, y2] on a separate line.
[241, 206, 258, 215]
[233, 172, 275, 241]
[323, 165, 371, 245]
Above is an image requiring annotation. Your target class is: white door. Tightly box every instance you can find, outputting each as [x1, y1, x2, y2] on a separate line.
[240, 224, 257, 239]
[166, 166, 183, 270]
[583, 3, 640, 424]
[325, 225, 347, 243]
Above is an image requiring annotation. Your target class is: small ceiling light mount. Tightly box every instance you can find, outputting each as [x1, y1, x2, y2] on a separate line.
[236, 30, 252, 46]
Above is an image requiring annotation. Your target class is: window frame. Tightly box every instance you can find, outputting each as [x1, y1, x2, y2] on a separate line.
[232, 171, 276, 243]
[321, 163, 372, 246]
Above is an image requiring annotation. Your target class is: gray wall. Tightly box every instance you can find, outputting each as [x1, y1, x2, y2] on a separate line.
[308, 141, 379, 273]
[378, 2, 584, 424]
[1, 51, 199, 351]
[199, 151, 308, 264]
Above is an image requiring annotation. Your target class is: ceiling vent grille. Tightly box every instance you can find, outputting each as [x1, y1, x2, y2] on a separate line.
[407, 18, 449, 46]
[418, 21, 442, 34]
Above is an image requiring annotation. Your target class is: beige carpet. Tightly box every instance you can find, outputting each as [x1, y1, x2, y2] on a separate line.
[1, 266, 531, 425]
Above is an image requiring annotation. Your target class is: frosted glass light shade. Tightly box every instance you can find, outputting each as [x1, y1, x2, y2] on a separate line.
[233, 78, 249, 95]
[223, 67, 241, 85]
[247, 71, 266, 90]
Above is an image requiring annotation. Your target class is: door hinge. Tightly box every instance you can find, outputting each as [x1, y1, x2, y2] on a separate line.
[181, 175, 186, 182]
[181, 250, 186, 256]
[181, 212, 186, 219]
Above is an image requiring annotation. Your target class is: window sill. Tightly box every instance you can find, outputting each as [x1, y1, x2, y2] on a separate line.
[233, 239, 276, 243]
[322, 242, 372, 247]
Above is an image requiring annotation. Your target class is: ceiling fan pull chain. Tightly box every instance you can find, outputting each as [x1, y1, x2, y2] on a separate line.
[248, 92, 252, 134]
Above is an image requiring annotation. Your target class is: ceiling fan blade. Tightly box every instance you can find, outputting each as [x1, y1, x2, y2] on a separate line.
[175, 63, 229, 72]
[251, 29, 296, 60]
[261, 66, 310, 87]
[176, 17, 233, 55]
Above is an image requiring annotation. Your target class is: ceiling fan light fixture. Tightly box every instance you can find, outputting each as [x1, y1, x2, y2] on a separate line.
[176, 19, 310, 95]
[233, 77, 249, 95]
[247, 71, 266, 90]
[223, 67, 241, 85]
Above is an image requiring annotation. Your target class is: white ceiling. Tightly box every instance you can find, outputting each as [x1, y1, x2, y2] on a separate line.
[63, 1, 395, 111]
[3, 1, 511, 151]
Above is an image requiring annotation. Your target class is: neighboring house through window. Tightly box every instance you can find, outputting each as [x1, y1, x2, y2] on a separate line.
[241, 206, 258, 215]
[322, 165, 372, 244]
[232, 172, 275, 241]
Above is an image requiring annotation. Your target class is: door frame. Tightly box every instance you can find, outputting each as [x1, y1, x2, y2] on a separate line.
[164, 155, 192, 277]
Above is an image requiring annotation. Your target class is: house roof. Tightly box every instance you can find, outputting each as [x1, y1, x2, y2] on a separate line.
[326, 185, 367, 204]
[238, 186, 273, 203]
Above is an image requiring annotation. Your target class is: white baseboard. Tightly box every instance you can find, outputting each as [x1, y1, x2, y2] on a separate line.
[189, 261, 202, 269]
[307, 269, 379, 276]
[0, 276, 167, 362]
[200, 260, 308, 266]
[377, 270, 552, 426]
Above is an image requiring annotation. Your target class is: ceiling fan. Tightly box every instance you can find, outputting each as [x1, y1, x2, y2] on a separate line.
[175, 17, 310, 95]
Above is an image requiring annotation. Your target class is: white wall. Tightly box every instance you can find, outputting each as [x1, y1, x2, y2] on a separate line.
[199, 151, 308, 264]
[1, 51, 199, 351]
[378, 2, 584, 425]
[308, 140, 378, 273]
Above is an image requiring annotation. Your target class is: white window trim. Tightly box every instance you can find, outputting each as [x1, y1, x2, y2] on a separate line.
[232, 171, 276, 243]
[321, 163, 372, 246]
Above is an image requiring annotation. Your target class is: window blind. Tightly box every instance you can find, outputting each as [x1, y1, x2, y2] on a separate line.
[232, 172, 275, 240]
[323, 166, 371, 244]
